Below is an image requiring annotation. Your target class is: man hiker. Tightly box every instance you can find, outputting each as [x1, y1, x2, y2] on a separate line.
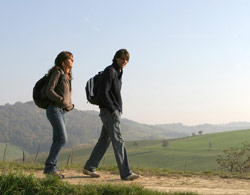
[83, 49, 140, 180]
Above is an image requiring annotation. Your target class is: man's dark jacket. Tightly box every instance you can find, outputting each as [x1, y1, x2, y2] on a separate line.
[99, 62, 123, 113]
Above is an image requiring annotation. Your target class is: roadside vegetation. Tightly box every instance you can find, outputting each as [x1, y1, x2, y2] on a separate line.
[217, 142, 250, 173]
[0, 171, 197, 195]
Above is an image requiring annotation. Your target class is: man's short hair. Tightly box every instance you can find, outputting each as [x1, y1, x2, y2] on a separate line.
[112, 49, 130, 63]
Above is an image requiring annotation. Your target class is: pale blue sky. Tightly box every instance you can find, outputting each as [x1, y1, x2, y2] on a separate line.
[1, 0, 250, 125]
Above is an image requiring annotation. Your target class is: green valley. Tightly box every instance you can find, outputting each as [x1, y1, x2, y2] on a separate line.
[32, 129, 250, 172]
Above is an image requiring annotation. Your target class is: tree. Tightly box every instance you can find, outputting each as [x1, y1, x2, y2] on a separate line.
[216, 142, 250, 173]
[208, 142, 212, 151]
[198, 130, 203, 135]
[162, 140, 169, 147]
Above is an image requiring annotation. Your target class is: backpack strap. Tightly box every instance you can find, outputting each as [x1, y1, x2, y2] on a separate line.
[59, 69, 64, 75]
[57, 69, 64, 84]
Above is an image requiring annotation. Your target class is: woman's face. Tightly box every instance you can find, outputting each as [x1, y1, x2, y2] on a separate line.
[63, 56, 74, 70]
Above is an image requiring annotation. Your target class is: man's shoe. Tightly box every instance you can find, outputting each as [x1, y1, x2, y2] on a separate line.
[124, 173, 140, 181]
[83, 169, 100, 178]
[44, 171, 65, 179]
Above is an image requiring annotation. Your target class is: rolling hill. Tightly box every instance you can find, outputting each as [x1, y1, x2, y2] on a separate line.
[1, 101, 250, 157]
[0, 101, 183, 154]
[34, 128, 250, 171]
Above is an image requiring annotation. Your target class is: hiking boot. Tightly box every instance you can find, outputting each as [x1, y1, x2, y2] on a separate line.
[44, 171, 65, 179]
[123, 173, 140, 181]
[83, 169, 100, 178]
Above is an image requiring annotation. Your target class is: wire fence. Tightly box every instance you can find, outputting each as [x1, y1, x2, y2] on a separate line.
[1, 143, 225, 166]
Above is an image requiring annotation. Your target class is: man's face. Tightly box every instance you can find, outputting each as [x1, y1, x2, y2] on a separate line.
[116, 54, 128, 69]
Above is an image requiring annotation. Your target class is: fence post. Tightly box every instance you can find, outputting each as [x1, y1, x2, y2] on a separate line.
[102, 157, 105, 166]
[70, 149, 74, 164]
[23, 151, 25, 164]
[3, 144, 7, 162]
[184, 162, 187, 171]
[66, 153, 70, 166]
[34, 144, 40, 163]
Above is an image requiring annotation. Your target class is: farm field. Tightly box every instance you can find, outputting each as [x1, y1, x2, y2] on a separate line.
[0, 143, 29, 161]
[32, 128, 250, 172]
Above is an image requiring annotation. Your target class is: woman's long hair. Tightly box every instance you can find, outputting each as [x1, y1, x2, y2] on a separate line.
[48, 51, 73, 79]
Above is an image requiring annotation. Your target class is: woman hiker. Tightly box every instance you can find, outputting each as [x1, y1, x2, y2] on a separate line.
[43, 51, 74, 178]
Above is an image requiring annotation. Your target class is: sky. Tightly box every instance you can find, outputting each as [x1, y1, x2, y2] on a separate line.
[1, 0, 250, 125]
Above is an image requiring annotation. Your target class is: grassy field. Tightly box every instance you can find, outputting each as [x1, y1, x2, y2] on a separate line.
[29, 128, 250, 172]
[0, 143, 29, 161]
[2, 128, 250, 195]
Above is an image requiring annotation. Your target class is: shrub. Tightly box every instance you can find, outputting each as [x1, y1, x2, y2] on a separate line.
[216, 142, 250, 173]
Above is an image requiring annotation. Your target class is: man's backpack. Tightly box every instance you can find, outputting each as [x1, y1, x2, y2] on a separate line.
[33, 70, 63, 109]
[85, 71, 103, 105]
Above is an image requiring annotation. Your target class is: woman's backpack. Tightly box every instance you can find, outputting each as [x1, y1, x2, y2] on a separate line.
[33, 70, 63, 109]
[32, 74, 51, 109]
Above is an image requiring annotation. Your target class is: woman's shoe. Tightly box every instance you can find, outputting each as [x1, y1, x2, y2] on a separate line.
[44, 171, 65, 179]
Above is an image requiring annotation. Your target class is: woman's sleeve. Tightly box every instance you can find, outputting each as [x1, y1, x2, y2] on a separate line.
[46, 70, 64, 103]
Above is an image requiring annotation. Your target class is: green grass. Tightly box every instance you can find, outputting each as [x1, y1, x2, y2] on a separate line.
[2, 129, 250, 194]
[30, 129, 250, 172]
[0, 161, 44, 172]
[17, 129, 250, 172]
[0, 143, 29, 161]
[0, 172, 197, 195]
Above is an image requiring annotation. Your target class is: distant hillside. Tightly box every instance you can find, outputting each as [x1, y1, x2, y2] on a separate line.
[156, 122, 250, 135]
[0, 101, 183, 153]
[2, 101, 250, 154]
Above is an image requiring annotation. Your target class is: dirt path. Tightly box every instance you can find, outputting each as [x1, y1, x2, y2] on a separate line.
[31, 170, 250, 195]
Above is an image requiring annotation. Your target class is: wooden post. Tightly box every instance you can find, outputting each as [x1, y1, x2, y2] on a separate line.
[2, 144, 7, 162]
[66, 154, 70, 166]
[184, 162, 187, 171]
[102, 157, 105, 166]
[23, 151, 25, 164]
[70, 149, 74, 164]
[34, 144, 40, 163]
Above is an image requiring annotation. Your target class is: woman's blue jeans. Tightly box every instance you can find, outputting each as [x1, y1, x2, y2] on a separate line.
[44, 106, 67, 173]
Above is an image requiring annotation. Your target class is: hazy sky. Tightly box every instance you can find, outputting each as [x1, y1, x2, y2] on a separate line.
[1, 0, 250, 125]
